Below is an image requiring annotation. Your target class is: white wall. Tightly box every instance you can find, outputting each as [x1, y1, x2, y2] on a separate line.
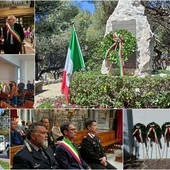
[0, 55, 34, 85]
[0, 60, 17, 82]
[20, 59, 34, 85]
[124, 109, 170, 159]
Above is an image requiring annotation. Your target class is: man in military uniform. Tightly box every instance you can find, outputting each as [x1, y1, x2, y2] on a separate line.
[12, 122, 59, 169]
[81, 120, 116, 169]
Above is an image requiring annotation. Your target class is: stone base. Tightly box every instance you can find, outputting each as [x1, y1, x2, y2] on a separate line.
[35, 81, 43, 92]
[110, 68, 135, 76]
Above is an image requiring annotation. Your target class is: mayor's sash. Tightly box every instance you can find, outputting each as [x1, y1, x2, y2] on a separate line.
[6, 23, 25, 54]
[59, 138, 82, 164]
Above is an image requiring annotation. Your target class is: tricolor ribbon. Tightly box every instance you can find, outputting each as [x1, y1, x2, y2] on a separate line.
[133, 128, 143, 143]
[59, 137, 82, 164]
[6, 23, 25, 54]
[147, 125, 159, 144]
[105, 33, 124, 76]
[164, 125, 170, 142]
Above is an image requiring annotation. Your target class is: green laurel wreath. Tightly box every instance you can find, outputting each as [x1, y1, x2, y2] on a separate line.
[101, 29, 137, 64]
[162, 122, 170, 139]
[133, 123, 147, 143]
[146, 122, 162, 142]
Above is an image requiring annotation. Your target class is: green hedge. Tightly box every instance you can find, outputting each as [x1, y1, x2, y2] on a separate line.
[70, 71, 170, 108]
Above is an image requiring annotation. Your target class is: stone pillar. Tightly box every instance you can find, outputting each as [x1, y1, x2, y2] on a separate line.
[105, 0, 154, 76]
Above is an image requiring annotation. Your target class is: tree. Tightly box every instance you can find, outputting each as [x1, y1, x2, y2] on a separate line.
[35, 1, 80, 80]
[142, 0, 170, 66]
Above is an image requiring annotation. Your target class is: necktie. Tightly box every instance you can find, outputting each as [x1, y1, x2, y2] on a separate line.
[38, 148, 47, 159]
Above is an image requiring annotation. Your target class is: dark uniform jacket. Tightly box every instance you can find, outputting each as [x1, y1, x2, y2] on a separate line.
[55, 141, 89, 169]
[81, 133, 116, 169]
[3, 23, 24, 54]
[12, 142, 59, 169]
[11, 130, 23, 146]
[48, 131, 56, 153]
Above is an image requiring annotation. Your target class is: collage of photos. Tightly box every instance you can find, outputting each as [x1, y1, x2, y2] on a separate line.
[0, 0, 170, 170]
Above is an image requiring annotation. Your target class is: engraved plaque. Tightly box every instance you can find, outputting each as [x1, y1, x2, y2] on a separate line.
[111, 19, 136, 70]
[112, 20, 136, 36]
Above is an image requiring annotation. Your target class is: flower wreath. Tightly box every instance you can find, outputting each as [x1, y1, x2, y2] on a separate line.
[146, 122, 162, 143]
[101, 29, 137, 64]
[161, 122, 170, 142]
[132, 123, 147, 143]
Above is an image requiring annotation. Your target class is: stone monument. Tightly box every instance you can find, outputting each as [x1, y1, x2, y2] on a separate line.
[105, 0, 154, 76]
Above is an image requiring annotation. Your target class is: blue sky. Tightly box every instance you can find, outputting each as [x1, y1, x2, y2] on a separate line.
[0, 109, 4, 114]
[72, 1, 95, 14]
[80, 1, 95, 14]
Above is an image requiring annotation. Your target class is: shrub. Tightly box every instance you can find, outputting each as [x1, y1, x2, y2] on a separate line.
[70, 71, 170, 108]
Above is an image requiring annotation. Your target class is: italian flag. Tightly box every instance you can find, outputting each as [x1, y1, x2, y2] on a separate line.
[61, 27, 85, 102]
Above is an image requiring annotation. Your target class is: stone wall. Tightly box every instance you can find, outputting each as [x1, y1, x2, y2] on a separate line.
[34, 109, 115, 131]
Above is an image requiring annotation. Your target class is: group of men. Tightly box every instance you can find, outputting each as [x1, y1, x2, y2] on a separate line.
[12, 118, 116, 169]
[0, 15, 24, 54]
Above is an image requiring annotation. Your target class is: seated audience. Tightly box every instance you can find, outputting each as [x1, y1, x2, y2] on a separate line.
[10, 82, 18, 107]
[10, 120, 24, 146]
[0, 82, 3, 93]
[40, 117, 55, 152]
[31, 79, 34, 91]
[9, 81, 13, 92]
[18, 80, 25, 94]
[2, 82, 10, 94]
[81, 120, 116, 169]
[12, 122, 59, 169]
[55, 122, 90, 169]
[51, 120, 63, 143]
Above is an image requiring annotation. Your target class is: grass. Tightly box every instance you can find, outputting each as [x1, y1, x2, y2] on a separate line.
[0, 160, 9, 170]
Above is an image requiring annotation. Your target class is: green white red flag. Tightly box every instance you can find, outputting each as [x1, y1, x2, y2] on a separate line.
[61, 27, 85, 102]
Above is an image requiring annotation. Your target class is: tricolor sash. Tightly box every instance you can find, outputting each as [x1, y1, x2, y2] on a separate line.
[6, 23, 25, 54]
[164, 126, 170, 142]
[147, 125, 159, 144]
[59, 138, 82, 164]
[133, 128, 143, 143]
[105, 33, 124, 76]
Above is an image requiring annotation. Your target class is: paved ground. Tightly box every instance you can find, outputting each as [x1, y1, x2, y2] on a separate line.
[24, 40, 35, 54]
[35, 83, 62, 103]
[124, 159, 170, 169]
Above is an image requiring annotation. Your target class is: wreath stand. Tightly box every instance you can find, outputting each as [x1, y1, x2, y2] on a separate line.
[132, 124, 148, 160]
[146, 124, 162, 159]
[162, 124, 170, 159]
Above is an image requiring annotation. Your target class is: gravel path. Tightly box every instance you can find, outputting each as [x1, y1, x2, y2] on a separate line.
[35, 83, 62, 103]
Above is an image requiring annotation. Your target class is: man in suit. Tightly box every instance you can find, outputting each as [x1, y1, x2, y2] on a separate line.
[10, 120, 24, 146]
[3, 15, 24, 54]
[55, 122, 90, 169]
[12, 122, 59, 169]
[81, 120, 116, 169]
